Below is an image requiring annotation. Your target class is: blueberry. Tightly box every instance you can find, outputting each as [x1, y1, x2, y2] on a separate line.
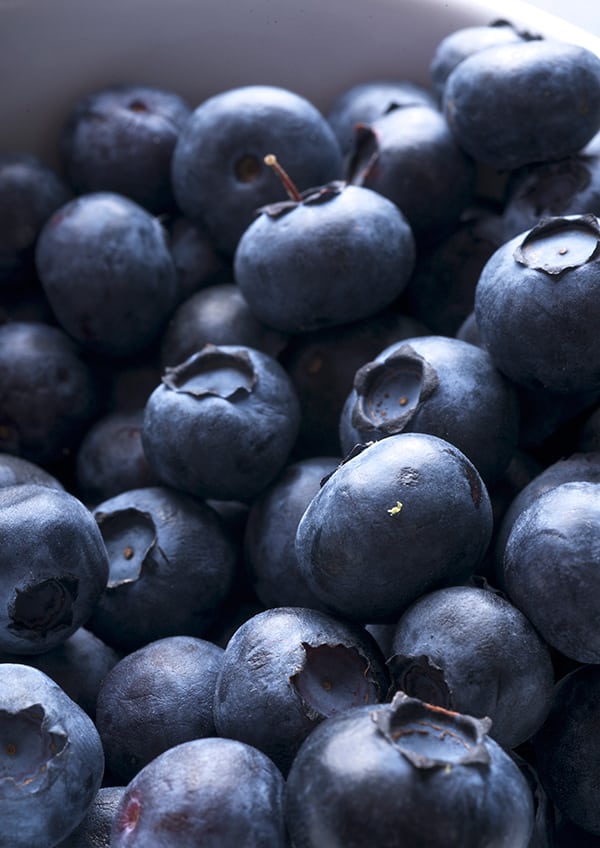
[533, 664, 600, 836]
[347, 103, 475, 242]
[0, 153, 71, 284]
[515, 382, 600, 464]
[503, 480, 600, 662]
[0, 626, 119, 721]
[455, 309, 481, 346]
[234, 179, 415, 333]
[474, 214, 600, 393]
[429, 20, 535, 100]
[87, 485, 237, 652]
[0, 483, 109, 654]
[0, 321, 97, 466]
[388, 584, 555, 749]
[160, 282, 288, 369]
[399, 206, 503, 336]
[498, 130, 600, 241]
[171, 84, 343, 255]
[295, 433, 493, 623]
[326, 79, 437, 155]
[95, 635, 225, 784]
[56, 786, 126, 848]
[494, 450, 600, 577]
[110, 737, 288, 847]
[244, 456, 340, 610]
[0, 452, 64, 491]
[279, 309, 429, 457]
[74, 408, 160, 507]
[0, 663, 104, 848]
[60, 84, 192, 214]
[443, 39, 600, 170]
[213, 606, 389, 774]
[167, 216, 229, 303]
[142, 344, 301, 502]
[35, 191, 178, 357]
[339, 334, 520, 484]
[284, 692, 534, 847]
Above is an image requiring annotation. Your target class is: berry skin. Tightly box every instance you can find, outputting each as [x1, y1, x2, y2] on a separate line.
[284, 692, 535, 848]
[347, 103, 475, 242]
[142, 344, 301, 502]
[244, 456, 340, 610]
[0, 483, 109, 655]
[503, 480, 600, 663]
[213, 606, 389, 775]
[443, 39, 600, 170]
[295, 432, 493, 623]
[474, 214, 600, 394]
[160, 282, 287, 369]
[0, 663, 105, 848]
[234, 180, 415, 333]
[388, 584, 555, 749]
[326, 79, 436, 154]
[533, 664, 600, 837]
[87, 485, 238, 652]
[0, 320, 97, 466]
[60, 84, 192, 214]
[171, 84, 343, 255]
[429, 20, 534, 100]
[35, 192, 178, 357]
[111, 737, 288, 847]
[339, 334, 520, 485]
[95, 635, 225, 784]
[56, 786, 126, 848]
[0, 153, 71, 283]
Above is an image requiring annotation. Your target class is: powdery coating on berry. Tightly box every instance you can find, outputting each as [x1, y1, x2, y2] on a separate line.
[444, 40, 600, 170]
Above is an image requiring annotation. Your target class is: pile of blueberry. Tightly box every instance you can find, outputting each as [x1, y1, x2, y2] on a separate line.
[2, 17, 600, 847]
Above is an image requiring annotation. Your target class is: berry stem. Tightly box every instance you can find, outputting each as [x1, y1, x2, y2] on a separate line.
[264, 154, 302, 202]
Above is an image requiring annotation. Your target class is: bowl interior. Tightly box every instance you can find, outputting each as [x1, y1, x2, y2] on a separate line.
[2, 0, 600, 162]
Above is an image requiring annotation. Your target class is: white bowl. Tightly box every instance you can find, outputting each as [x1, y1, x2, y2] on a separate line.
[2, 0, 600, 165]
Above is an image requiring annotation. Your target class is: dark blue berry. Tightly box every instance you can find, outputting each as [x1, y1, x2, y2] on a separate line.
[340, 334, 520, 484]
[234, 179, 415, 333]
[388, 584, 555, 749]
[295, 433, 493, 622]
[142, 344, 301, 501]
[0, 663, 104, 848]
[503, 480, 600, 662]
[60, 84, 191, 214]
[474, 214, 600, 393]
[0, 484, 109, 654]
[35, 192, 178, 357]
[171, 84, 343, 255]
[95, 635, 224, 784]
[111, 737, 287, 847]
[87, 485, 237, 652]
[285, 692, 534, 847]
[213, 606, 389, 774]
[444, 39, 600, 170]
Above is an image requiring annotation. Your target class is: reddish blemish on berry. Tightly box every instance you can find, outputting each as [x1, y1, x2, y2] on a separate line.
[119, 794, 142, 834]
